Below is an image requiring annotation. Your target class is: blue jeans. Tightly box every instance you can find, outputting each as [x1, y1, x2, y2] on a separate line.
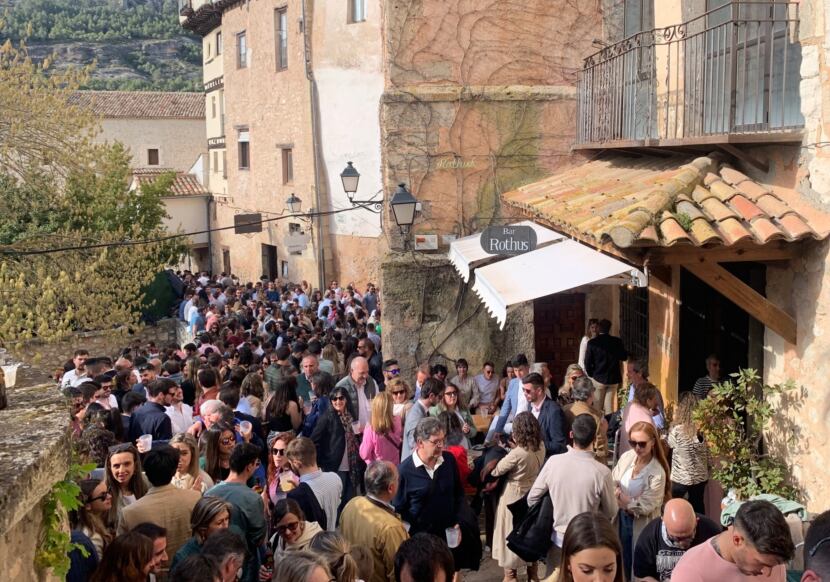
[618, 510, 634, 580]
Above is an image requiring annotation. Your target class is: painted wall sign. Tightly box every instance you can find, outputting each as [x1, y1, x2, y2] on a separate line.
[480, 225, 538, 256]
[234, 213, 263, 234]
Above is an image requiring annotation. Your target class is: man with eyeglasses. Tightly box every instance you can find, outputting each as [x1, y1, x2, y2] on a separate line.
[205, 443, 266, 582]
[473, 361, 500, 415]
[394, 417, 464, 553]
[633, 498, 722, 582]
[672, 499, 794, 582]
[128, 378, 176, 443]
[803, 509, 830, 582]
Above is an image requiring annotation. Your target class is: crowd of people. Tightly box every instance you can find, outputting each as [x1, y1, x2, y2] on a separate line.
[57, 273, 827, 582]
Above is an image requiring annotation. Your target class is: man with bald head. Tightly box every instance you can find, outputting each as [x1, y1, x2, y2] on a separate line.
[297, 354, 319, 403]
[633, 497, 722, 582]
[335, 356, 377, 433]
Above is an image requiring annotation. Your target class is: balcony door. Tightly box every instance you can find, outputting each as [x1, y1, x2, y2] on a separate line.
[703, 0, 802, 134]
[620, 0, 656, 140]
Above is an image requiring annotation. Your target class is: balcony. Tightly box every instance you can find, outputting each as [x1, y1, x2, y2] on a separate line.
[576, 2, 803, 150]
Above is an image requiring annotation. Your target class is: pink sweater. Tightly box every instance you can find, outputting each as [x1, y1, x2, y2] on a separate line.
[359, 416, 403, 465]
[618, 402, 656, 457]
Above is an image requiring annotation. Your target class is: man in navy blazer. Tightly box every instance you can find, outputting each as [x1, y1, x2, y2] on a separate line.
[520, 372, 567, 457]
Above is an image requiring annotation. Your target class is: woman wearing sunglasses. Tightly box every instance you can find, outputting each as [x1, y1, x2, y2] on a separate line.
[267, 499, 323, 576]
[200, 423, 237, 483]
[263, 431, 299, 514]
[557, 363, 586, 407]
[611, 421, 671, 579]
[71, 478, 114, 560]
[310, 387, 362, 514]
[387, 377, 413, 420]
[429, 381, 477, 449]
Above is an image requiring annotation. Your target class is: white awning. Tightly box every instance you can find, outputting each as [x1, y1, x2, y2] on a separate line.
[469, 238, 647, 329]
[448, 221, 564, 282]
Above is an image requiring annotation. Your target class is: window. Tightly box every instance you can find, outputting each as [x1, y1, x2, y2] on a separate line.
[212, 151, 218, 174]
[206, 41, 211, 60]
[281, 260, 289, 278]
[348, 0, 366, 23]
[281, 148, 293, 183]
[238, 130, 250, 170]
[237, 31, 247, 68]
[211, 95, 217, 118]
[222, 151, 227, 179]
[216, 31, 222, 55]
[623, 0, 653, 37]
[288, 223, 302, 255]
[276, 8, 288, 70]
[147, 149, 159, 165]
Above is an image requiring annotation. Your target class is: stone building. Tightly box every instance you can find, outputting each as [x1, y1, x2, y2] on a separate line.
[71, 90, 211, 270]
[180, 0, 384, 286]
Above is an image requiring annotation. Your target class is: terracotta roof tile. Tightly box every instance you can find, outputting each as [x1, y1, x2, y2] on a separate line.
[132, 168, 208, 196]
[501, 153, 830, 248]
[70, 90, 204, 119]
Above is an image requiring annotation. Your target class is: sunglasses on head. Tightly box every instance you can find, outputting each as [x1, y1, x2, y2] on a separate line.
[628, 439, 650, 449]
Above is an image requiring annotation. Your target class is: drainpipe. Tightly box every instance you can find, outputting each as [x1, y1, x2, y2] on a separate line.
[206, 195, 213, 274]
[301, 0, 326, 291]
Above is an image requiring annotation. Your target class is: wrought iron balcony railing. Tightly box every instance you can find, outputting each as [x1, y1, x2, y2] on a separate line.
[576, 2, 803, 148]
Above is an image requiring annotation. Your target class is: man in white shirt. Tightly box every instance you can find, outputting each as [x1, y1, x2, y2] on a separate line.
[165, 385, 194, 434]
[61, 349, 89, 389]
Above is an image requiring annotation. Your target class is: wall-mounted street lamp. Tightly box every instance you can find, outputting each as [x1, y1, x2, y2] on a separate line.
[339, 162, 419, 233]
[285, 193, 302, 215]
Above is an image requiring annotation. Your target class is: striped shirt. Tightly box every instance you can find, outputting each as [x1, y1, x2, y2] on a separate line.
[667, 426, 710, 486]
[300, 470, 342, 532]
[692, 376, 718, 399]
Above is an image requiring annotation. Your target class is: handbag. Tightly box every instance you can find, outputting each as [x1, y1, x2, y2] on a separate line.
[506, 493, 554, 562]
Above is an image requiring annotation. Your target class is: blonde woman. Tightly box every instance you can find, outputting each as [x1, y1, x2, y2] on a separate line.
[387, 377, 413, 420]
[578, 318, 599, 371]
[170, 433, 214, 494]
[321, 344, 344, 377]
[240, 372, 266, 419]
[557, 363, 585, 406]
[359, 391, 402, 464]
[668, 392, 710, 514]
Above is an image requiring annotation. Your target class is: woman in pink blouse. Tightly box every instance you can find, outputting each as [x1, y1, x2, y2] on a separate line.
[359, 391, 402, 464]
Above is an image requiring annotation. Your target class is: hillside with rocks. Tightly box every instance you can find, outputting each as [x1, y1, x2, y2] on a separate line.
[0, 0, 202, 91]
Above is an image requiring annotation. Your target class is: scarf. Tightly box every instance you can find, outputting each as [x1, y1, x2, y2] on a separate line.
[337, 410, 362, 493]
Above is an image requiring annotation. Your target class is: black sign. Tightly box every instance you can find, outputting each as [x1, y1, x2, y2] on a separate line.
[234, 213, 263, 234]
[480, 225, 538, 256]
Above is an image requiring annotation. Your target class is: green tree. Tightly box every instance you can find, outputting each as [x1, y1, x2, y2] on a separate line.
[0, 40, 186, 347]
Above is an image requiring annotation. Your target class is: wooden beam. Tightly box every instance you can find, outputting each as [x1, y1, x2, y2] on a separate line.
[718, 143, 769, 173]
[645, 244, 797, 266]
[684, 262, 796, 344]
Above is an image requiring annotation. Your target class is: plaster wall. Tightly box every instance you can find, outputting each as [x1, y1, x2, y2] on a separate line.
[98, 117, 206, 172]
[312, 0, 384, 240]
[163, 196, 209, 245]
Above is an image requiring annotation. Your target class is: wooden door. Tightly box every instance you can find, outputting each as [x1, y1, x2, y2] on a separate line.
[534, 293, 586, 387]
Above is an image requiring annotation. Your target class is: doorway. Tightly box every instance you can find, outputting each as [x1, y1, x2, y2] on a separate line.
[261, 244, 278, 281]
[534, 293, 585, 387]
[222, 248, 231, 276]
[678, 263, 766, 393]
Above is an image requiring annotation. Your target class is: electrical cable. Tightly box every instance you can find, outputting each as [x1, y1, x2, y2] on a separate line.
[0, 203, 378, 257]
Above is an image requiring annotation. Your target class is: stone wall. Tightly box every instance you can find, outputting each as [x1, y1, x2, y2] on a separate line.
[8, 318, 184, 375]
[0, 383, 72, 582]
[380, 253, 534, 379]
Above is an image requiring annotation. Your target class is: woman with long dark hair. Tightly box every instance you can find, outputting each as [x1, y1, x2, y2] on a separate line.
[71, 478, 114, 560]
[264, 376, 302, 433]
[491, 412, 546, 581]
[90, 531, 154, 582]
[558, 512, 624, 582]
[199, 422, 236, 483]
[104, 443, 148, 527]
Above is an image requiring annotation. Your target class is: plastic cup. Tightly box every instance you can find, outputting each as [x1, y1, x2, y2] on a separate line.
[351, 421, 362, 434]
[1, 364, 19, 388]
[445, 526, 460, 548]
[137, 434, 153, 452]
[303, 402, 313, 415]
[239, 421, 252, 436]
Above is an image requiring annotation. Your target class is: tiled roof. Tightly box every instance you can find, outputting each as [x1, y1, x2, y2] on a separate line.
[133, 168, 208, 197]
[70, 91, 204, 119]
[502, 154, 830, 248]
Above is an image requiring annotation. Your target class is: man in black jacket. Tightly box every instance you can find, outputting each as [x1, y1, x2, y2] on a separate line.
[129, 378, 175, 443]
[584, 318, 627, 415]
[521, 373, 567, 457]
